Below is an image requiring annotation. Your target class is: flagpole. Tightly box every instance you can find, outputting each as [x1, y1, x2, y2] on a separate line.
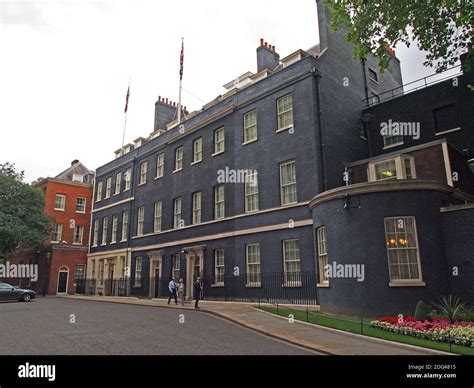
[177, 38, 184, 125]
[122, 76, 131, 147]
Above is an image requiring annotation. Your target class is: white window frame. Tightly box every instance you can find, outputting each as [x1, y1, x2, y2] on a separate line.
[156, 153, 164, 179]
[214, 184, 225, 220]
[115, 172, 122, 195]
[213, 127, 225, 155]
[111, 215, 118, 243]
[244, 170, 259, 213]
[105, 177, 112, 198]
[214, 249, 225, 286]
[243, 110, 257, 144]
[101, 217, 108, 245]
[139, 161, 148, 185]
[137, 206, 145, 236]
[246, 243, 261, 287]
[173, 198, 182, 229]
[174, 147, 183, 172]
[384, 216, 423, 284]
[93, 220, 99, 246]
[76, 197, 86, 213]
[192, 192, 202, 224]
[283, 239, 301, 287]
[192, 137, 203, 164]
[134, 257, 142, 287]
[154, 201, 162, 233]
[383, 122, 404, 149]
[73, 225, 84, 245]
[316, 226, 328, 285]
[96, 181, 103, 201]
[172, 255, 180, 280]
[277, 93, 294, 132]
[279, 160, 297, 205]
[51, 223, 63, 243]
[368, 155, 416, 182]
[124, 168, 132, 191]
[121, 210, 129, 241]
[54, 194, 66, 211]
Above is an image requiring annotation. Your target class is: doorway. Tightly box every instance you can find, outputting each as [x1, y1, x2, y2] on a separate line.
[57, 267, 69, 294]
[186, 253, 203, 300]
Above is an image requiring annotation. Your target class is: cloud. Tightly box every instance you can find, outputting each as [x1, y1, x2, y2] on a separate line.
[0, 0, 49, 29]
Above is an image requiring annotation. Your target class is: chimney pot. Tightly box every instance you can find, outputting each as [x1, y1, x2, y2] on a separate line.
[260, 38, 264, 46]
[264, 42, 268, 47]
[166, 98, 169, 104]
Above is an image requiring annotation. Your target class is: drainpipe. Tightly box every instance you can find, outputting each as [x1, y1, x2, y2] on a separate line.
[312, 67, 327, 192]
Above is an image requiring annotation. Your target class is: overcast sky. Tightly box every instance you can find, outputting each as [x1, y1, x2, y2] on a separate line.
[0, 0, 461, 182]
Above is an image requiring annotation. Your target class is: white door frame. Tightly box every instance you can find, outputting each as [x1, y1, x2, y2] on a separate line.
[57, 267, 69, 294]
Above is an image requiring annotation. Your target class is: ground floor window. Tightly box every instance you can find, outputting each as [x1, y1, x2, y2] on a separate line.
[134, 257, 142, 286]
[316, 227, 328, 284]
[384, 216, 422, 282]
[75, 264, 86, 280]
[214, 249, 224, 285]
[99, 259, 105, 286]
[283, 239, 301, 286]
[246, 243, 261, 286]
[172, 255, 180, 280]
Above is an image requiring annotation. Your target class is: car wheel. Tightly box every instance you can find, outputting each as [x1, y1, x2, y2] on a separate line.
[21, 293, 31, 302]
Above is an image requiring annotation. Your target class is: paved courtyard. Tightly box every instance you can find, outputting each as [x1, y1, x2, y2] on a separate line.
[0, 297, 318, 355]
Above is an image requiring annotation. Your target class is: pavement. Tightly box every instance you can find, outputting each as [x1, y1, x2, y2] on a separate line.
[0, 297, 317, 355]
[61, 295, 450, 355]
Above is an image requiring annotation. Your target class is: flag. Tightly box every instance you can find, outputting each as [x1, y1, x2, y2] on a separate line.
[124, 85, 130, 113]
[179, 39, 184, 81]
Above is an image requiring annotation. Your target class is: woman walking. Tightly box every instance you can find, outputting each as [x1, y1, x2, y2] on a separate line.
[178, 278, 185, 306]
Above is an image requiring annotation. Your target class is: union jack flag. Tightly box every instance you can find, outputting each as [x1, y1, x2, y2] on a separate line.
[179, 40, 184, 81]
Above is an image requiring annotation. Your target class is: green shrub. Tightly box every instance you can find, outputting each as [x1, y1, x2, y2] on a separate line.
[459, 307, 474, 322]
[414, 300, 432, 321]
[433, 295, 465, 323]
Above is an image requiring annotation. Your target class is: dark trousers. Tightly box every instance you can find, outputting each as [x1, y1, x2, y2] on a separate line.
[195, 297, 200, 308]
[168, 290, 177, 304]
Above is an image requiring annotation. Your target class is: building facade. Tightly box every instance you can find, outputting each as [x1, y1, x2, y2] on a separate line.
[6, 160, 94, 295]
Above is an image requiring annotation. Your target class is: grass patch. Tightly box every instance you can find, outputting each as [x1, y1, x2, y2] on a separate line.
[258, 305, 474, 356]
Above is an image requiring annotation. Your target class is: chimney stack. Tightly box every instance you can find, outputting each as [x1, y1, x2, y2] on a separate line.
[257, 38, 280, 72]
[71, 159, 79, 166]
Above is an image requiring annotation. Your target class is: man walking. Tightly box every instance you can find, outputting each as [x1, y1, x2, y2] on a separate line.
[168, 277, 178, 305]
[193, 276, 202, 309]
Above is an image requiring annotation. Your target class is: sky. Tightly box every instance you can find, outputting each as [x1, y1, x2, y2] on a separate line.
[0, 0, 461, 182]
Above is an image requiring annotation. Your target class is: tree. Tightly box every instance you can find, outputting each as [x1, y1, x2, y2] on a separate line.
[322, 0, 473, 73]
[0, 163, 49, 264]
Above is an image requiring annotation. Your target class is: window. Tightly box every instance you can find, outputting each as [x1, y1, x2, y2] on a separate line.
[214, 185, 225, 219]
[280, 160, 297, 205]
[93, 220, 99, 246]
[75, 264, 86, 280]
[96, 181, 103, 201]
[76, 197, 86, 213]
[434, 104, 459, 134]
[154, 201, 162, 232]
[121, 211, 129, 241]
[246, 244, 261, 286]
[191, 192, 202, 224]
[51, 223, 63, 243]
[99, 259, 105, 285]
[172, 255, 180, 280]
[193, 137, 203, 163]
[243, 110, 257, 143]
[245, 170, 259, 212]
[72, 173, 84, 183]
[73, 225, 84, 245]
[283, 240, 301, 286]
[277, 94, 293, 131]
[317, 227, 328, 284]
[383, 122, 404, 147]
[214, 249, 225, 285]
[101, 217, 108, 245]
[115, 172, 122, 195]
[156, 153, 164, 178]
[384, 217, 422, 282]
[137, 206, 145, 236]
[55, 194, 66, 211]
[111, 215, 118, 243]
[124, 168, 132, 191]
[105, 177, 112, 198]
[173, 198, 182, 228]
[174, 147, 183, 172]
[134, 257, 142, 286]
[369, 155, 416, 182]
[139, 162, 148, 185]
[91, 259, 96, 279]
[368, 68, 378, 83]
[214, 127, 225, 154]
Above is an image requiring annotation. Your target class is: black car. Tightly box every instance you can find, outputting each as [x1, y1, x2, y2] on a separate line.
[0, 282, 36, 302]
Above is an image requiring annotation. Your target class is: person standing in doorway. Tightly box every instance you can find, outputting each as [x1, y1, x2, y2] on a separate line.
[178, 278, 185, 306]
[193, 276, 202, 309]
[168, 277, 178, 305]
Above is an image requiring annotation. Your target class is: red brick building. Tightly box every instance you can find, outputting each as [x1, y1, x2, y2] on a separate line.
[7, 160, 94, 295]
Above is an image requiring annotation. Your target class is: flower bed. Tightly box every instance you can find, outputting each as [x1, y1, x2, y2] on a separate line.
[370, 316, 474, 347]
